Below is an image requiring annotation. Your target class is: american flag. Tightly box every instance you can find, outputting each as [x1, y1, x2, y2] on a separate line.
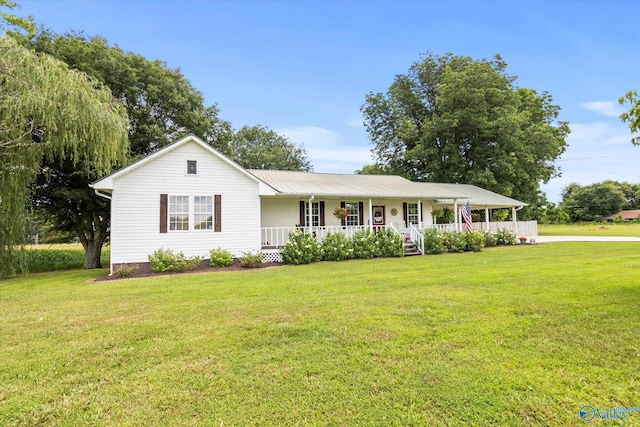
[461, 201, 473, 233]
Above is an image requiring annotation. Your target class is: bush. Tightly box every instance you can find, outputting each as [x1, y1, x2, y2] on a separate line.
[115, 263, 139, 278]
[465, 231, 486, 252]
[209, 247, 234, 267]
[483, 231, 498, 247]
[376, 228, 404, 258]
[148, 248, 202, 273]
[495, 229, 517, 245]
[352, 229, 377, 259]
[321, 232, 354, 261]
[442, 231, 467, 253]
[423, 228, 447, 255]
[240, 251, 264, 268]
[281, 230, 323, 265]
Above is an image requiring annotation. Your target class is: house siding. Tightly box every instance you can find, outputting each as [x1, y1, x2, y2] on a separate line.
[110, 141, 261, 266]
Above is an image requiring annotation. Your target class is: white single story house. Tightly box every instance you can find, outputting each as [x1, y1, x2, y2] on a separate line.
[91, 135, 532, 275]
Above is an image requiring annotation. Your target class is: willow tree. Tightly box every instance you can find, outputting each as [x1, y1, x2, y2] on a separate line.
[0, 36, 128, 277]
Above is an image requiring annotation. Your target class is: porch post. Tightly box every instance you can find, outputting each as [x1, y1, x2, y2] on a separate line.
[309, 195, 314, 235]
[453, 199, 459, 232]
[485, 207, 490, 231]
[369, 198, 373, 233]
[512, 206, 518, 235]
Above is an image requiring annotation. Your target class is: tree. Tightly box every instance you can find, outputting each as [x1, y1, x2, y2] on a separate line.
[619, 90, 640, 146]
[230, 125, 312, 171]
[0, 36, 128, 277]
[361, 52, 569, 219]
[560, 182, 626, 222]
[14, 31, 233, 268]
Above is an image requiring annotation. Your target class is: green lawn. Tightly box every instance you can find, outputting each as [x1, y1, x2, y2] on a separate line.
[1, 243, 639, 426]
[539, 222, 640, 237]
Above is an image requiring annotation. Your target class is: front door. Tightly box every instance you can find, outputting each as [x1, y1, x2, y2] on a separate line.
[372, 206, 385, 231]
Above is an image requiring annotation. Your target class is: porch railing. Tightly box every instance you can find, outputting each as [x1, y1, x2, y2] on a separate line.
[409, 223, 424, 254]
[261, 226, 370, 248]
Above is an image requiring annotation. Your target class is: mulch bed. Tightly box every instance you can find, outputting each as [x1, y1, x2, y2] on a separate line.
[93, 261, 284, 282]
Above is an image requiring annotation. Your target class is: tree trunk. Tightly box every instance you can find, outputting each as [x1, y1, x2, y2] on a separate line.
[81, 233, 106, 269]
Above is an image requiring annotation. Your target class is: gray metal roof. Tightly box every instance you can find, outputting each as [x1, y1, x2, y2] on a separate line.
[249, 170, 471, 199]
[249, 170, 527, 207]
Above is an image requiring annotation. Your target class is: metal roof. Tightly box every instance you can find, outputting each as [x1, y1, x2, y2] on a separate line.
[249, 170, 471, 199]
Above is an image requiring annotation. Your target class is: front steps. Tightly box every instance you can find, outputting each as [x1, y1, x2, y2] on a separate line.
[404, 238, 421, 256]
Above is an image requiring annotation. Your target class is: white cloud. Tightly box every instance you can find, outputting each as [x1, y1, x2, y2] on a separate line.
[579, 101, 625, 118]
[277, 125, 372, 173]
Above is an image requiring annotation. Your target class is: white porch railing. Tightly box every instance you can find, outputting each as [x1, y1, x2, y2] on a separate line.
[421, 220, 538, 236]
[409, 223, 424, 254]
[261, 226, 370, 248]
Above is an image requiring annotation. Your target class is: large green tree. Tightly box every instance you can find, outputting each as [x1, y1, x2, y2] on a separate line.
[14, 30, 233, 268]
[0, 36, 128, 277]
[560, 182, 626, 222]
[361, 52, 569, 218]
[619, 90, 640, 146]
[230, 125, 312, 171]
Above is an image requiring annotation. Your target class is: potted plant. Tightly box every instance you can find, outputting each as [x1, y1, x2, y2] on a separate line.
[518, 236, 527, 244]
[333, 206, 349, 221]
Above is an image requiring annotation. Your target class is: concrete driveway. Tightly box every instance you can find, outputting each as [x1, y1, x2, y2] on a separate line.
[532, 236, 640, 243]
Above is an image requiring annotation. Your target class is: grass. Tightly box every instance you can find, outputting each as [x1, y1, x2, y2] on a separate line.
[1, 243, 639, 425]
[539, 222, 640, 237]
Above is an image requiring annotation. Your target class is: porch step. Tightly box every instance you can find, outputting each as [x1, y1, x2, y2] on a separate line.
[404, 242, 421, 256]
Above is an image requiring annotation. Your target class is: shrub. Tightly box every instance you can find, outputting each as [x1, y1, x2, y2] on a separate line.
[483, 231, 498, 247]
[376, 228, 404, 258]
[281, 230, 322, 265]
[209, 247, 234, 267]
[465, 231, 486, 252]
[495, 229, 517, 245]
[240, 251, 264, 268]
[148, 248, 202, 273]
[423, 228, 446, 255]
[442, 231, 467, 253]
[321, 232, 354, 261]
[115, 263, 139, 278]
[352, 229, 377, 259]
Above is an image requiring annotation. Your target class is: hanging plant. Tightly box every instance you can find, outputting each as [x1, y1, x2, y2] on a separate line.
[333, 206, 349, 220]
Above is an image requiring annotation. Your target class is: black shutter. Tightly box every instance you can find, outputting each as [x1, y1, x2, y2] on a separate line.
[160, 194, 168, 233]
[299, 201, 306, 226]
[403, 202, 408, 227]
[340, 201, 346, 226]
[214, 195, 222, 232]
[319, 201, 325, 226]
[358, 202, 364, 226]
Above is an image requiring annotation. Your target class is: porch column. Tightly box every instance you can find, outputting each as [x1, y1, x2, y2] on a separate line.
[308, 195, 314, 235]
[512, 206, 518, 235]
[369, 198, 373, 233]
[485, 207, 490, 231]
[453, 199, 459, 232]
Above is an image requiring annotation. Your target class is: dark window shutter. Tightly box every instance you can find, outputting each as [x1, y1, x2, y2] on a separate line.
[340, 201, 346, 226]
[319, 201, 325, 226]
[403, 202, 408, 228]
[358, 202, 364, 226]
[299, 201, 306, 226]
[160, 194, 168, 233]
[421, 204, 424, 225]
[214, 195, 222, 232]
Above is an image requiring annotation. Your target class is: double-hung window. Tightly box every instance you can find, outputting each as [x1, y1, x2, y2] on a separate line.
[345, 202, 359, 226]
[168, 195, 213, 231]
[306, 202, 320, 227]
[407, 203, 419, 226]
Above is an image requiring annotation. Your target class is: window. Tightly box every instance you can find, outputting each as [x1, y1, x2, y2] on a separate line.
[169, 196, 189, 231]
[407, 203, 419, 225]
[194, 196, 213, 230]
[187, 160, 197, 175]
[346, 202, 359, 226]
[168, 195, 213, 231]
[306, 202, 319, 226]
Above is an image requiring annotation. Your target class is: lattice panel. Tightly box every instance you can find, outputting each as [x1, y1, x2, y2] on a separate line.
[262, 252, 283, 263]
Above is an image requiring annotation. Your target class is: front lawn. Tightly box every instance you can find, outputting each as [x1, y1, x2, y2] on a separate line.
[1, 243, 638, 425]
[539, 222, 640, 237]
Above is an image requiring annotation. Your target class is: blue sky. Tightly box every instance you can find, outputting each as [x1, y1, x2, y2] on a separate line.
[15, 0, 640, 202]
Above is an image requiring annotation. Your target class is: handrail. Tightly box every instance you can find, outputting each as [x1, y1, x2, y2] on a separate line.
[409, 223, 424, 254]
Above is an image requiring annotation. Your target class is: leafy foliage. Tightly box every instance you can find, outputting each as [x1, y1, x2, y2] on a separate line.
[494, 229, 517, 245]
[239, 251, 264, 268]
[423, 228, 447, 255]
[464, 231, 486, 252]
[148, 248, 202, 273]
[22, 245, 110, 272]
[230, 125, 312, 171]
[321, 232, 354, 261]
[375, 228, 404, 258]
[619, 89, 640, 145]
[209, 248, 235, 268]
[115, 263, 139, 278]
[281, 230, 323, 265]
[0, 36, 128, 278]
[351, 229, 377, 259]
[361, 52, 569, 220]
[560, 181, 627, 221]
